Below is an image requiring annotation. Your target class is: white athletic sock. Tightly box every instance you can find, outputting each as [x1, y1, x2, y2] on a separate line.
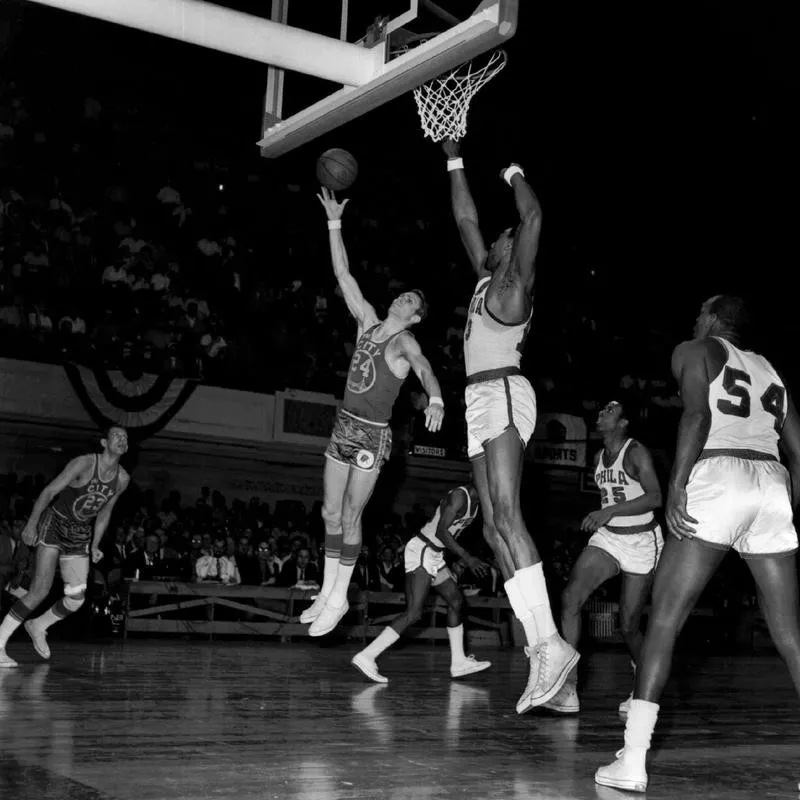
[328, 562, 356, 606]
[447, 624, 466, 666]
[515, 563, 557, 641]
[33, 607, 60, 632]
[361, 626, 400, 660]
[0, 613, 23, 649]
[319, 554, 340, 599]
[624, 699, 659, 752]
[504, 577, 539, 647]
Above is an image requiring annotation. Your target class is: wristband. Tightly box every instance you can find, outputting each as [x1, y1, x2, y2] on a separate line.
[428, 396, 444, 407]
[503, 165, 524, 186]
[447, 158, 464, 172]
[327, 219, 342, 230]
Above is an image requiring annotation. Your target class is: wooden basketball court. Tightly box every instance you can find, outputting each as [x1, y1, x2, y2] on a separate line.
[0, 640, 796, 799]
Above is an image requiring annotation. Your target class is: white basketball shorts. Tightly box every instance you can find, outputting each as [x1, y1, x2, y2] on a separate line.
[465, 374, 537, 460]
[587, 525, 663, 576]
[685, 453, 798, 558]
[404, 536, 453, 587]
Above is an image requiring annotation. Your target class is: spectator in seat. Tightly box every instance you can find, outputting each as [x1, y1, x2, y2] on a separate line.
[377, 545, 404, 592]
[103, 526, 129, 589]
[353, 544, 381, 591]
[255, 540, 278, 586]
[126, 533, 164, 580]
[278, 547, 319, 588]
[196, 537, 240, 585]
[236, 535, 261, 586]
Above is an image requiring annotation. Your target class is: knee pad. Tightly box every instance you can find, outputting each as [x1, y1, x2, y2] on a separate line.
[63, 583, 86, 612]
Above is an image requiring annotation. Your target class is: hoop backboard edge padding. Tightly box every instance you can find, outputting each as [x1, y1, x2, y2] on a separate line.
[25, 0, 382, 87]
[258, 0, 518, 159]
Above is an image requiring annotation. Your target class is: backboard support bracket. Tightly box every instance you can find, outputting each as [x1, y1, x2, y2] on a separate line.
[263, 0, 290, 130]
[258, 0, 518, 158]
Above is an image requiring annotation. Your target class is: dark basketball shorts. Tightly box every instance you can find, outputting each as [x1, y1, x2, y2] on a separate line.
[325, 408, 392, 472]
[38, 508, 92, 557]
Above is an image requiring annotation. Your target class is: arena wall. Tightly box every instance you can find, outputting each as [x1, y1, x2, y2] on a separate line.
[0, 358, 469, 515]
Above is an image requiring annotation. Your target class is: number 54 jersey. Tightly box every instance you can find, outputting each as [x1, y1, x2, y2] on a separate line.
[707, 337, 786, 457]
[686, 336, 797, 558]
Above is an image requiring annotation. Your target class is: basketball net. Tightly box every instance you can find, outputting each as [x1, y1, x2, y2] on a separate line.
[413, 50, 507, 142]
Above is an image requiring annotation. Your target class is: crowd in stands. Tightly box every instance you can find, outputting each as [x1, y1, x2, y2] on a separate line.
[0, 34, 689, 458]
[0, 469, 759, 637]
[0, 472, 504, 615]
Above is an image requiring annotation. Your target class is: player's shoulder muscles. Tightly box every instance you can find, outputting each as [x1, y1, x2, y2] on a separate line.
[437, 489, 464, 529]
[624, 440, 653, 478]
[47, 455, 92, 494]
[672, 339, 714, 412]
[118, 467, 131, 490]
[447, 486, 469, 514]
[392, 329, 421, 361]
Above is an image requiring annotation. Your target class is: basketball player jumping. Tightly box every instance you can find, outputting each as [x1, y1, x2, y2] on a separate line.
[442, 139, 578, 712]
[351, 483, 492, 683]
[545, 400, 663, 715]
[302, 187, 445, 637]
[0, 427, 129, 667]
[596, 296, 800, 792]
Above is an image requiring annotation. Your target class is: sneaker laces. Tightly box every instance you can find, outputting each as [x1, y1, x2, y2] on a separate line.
[532, 642, 551, 692]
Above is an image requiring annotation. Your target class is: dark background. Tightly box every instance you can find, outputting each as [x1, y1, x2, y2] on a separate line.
[2, 0, 798, 378]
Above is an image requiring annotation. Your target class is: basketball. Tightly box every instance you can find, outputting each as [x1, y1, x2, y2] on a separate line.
[316, 148, 358, 192]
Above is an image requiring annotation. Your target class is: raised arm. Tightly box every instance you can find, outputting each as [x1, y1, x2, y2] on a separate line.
[395, 332, 445, 433]
[442, 140, 488, 277]
[316, 187, 378, 330]
[666, 340, 713, 538]
[435, 490, 488, 577]
[21, 455, 92, 545]
[505, 164, 542, 293]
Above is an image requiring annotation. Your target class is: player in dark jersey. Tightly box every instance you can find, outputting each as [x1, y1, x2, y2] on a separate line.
[0, 427, 129, 667]
[442, 138, 578, 713]
[351, 484, 492, 683]
[302, 187, 445, 637]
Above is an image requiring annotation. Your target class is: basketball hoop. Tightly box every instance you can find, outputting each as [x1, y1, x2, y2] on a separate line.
[413, 50, 507, 142]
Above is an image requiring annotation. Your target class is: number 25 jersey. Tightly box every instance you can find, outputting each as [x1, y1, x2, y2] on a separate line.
[707, 337, 787, 458]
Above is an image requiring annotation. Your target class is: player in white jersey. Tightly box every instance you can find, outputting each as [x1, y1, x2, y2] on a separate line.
[597, 296, 800, 793]
[351, 485, 492, 683]
[442, 137, 578, 714]
[544, 400, 663, 716]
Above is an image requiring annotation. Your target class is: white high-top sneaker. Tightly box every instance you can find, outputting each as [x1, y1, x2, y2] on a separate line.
[516, 634, 580, 713]
[595, 747, 648, 793]
[542, 679, 580, 713]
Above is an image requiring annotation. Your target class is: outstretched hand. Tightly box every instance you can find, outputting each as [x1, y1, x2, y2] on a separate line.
[466, 556, 489, 578]
[424, 401, 445, 433]
[316, 186, 349, 220]
[441, 139, 461, 158]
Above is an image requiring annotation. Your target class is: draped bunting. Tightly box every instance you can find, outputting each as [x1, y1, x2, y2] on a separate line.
[63, 363, 197, 439]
